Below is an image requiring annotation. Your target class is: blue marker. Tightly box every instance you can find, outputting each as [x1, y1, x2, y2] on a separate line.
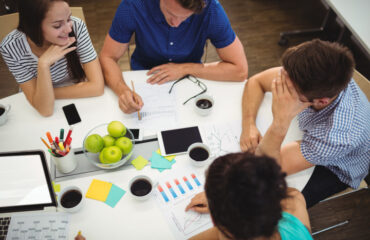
[174, 179, 185, 194]
[157, 185, 169, 202]
[166, 182, 178, 198]
[191, 173, 201, 186]
[183, 176, 193, 190]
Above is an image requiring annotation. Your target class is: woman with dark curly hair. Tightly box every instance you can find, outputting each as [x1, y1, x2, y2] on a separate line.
[186, 65, 313, 240]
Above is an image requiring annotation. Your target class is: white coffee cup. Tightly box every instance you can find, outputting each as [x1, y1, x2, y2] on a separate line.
[129, 175, 155, 201]
[194, 94, 214, 116]
[58, 186, 84, 213]
[0, 104, 11, 126]
[187, 142, 211, 167]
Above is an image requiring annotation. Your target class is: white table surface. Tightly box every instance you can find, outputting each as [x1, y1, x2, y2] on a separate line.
[0, 70, 313, 239]
[325, 0, 370, 55]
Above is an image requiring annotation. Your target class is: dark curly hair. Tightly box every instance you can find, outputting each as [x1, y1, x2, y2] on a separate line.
[205, 152, 287, 240]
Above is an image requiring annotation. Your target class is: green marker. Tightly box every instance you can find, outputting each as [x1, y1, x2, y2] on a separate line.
[60, 129, 64, 141]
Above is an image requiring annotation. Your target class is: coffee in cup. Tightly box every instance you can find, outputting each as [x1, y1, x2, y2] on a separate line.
[187, 142, 211, 167]
[0, 104, 11, 126]
[129, 175, 155, 200]
[58, 186, 84, 213]
[194, 94, 214, 116]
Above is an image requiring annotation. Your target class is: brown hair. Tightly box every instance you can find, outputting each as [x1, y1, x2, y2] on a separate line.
[281, 39, 355, 100]
[18, 0, 86, 81]
[176, 0, 205, 14]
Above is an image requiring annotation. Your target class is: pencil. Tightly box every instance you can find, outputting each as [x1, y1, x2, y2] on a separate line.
[131, 80, 142, 120]
[41, 137, 51, 149]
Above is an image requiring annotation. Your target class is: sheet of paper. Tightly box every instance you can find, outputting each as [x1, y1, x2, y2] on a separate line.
[153, 168, 213, 240]
[129, 82, 178, 131]
[105, 184, 126, 208]
[85, 179, 112, 202]
[200, 120, 242, 160]
[6, 212, 69, 240]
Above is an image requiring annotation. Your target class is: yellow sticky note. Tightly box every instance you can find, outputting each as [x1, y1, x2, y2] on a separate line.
[131, 155, 148, 170]
[156, 149, 175, 161]
[86, 179, 112, 202]
[52, 181, 60, 192]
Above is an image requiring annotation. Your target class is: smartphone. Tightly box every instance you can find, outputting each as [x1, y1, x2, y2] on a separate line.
[68, 30, 77, 48]
[62, 103, 81, 125]
[157, 126, 203, 156]
[129, 128, 143, 141]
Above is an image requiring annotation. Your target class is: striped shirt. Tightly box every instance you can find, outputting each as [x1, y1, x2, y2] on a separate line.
[299, 80, 370, 189]
[0, 16, 97, 86]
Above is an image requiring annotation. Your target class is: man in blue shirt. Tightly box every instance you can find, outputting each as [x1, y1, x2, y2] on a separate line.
[240, 39, 370, 208]
[100, 0, 248, 113]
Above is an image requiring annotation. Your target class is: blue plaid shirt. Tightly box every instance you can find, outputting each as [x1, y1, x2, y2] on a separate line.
[299, 80, 370, 189]
[109, 0, 235, 70]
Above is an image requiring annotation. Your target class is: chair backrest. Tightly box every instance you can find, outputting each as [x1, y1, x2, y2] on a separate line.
[0, 7, 85, 42]
[353, 70, 370, 101]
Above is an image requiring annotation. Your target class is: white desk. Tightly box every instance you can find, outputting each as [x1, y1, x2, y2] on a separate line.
[0, 71, 313, 239]
[325, 0, 370, 55]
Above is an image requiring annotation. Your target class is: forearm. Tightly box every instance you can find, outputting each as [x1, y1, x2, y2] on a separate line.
[100, 56, 129, 96]
[181, 60, 247, 82]
[54, 81, 104, 99]
[242, 78, 265, 130]
[189, 227, 220, 240]
[255, 120, 290, 163]
[31, 63, 55, 116]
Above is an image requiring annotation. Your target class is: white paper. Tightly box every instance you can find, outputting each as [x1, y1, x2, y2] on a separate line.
[6, 212, 69, 240]
[200, 120, 242, 160]
[153, 168, 213, 240]
[129, 82, 178, 132]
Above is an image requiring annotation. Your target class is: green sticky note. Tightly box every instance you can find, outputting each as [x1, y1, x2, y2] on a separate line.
[131, 155, 149, 170]
[156, 148, 175, 161]
[105, 184, 126, 208]
[86, 179, 112, 202]
[150, 152, 173, 169]
[52, 181, 60, 192]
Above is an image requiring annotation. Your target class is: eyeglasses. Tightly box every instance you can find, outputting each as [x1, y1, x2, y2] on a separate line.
[168, 75, 207, 105]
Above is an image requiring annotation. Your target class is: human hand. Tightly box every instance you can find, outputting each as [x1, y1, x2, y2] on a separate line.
[118, 88, 143, 114]
[74, 233, 86, 240]
[146, 63, 186, 84]
[185, 192, 209, 213]
[240, 125, 262, 153]
[39, 37, 77, 67]
[271, 69, 312, 127]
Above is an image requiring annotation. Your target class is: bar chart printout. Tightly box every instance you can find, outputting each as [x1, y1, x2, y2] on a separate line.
[153, 170, 213, 240]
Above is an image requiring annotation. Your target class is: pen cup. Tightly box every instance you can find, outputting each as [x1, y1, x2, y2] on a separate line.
[51, 148, 77, 173]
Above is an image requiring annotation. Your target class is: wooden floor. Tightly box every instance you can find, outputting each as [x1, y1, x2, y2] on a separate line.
[1, 0, 369, 239]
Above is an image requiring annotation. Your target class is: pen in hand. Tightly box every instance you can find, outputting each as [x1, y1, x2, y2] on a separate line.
[131, 80, 142, 120]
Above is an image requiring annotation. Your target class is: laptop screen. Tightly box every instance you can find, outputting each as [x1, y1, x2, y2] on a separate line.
[0, 151, 56, 213]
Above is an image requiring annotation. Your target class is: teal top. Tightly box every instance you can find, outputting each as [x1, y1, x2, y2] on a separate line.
[278, 212, 313, 240]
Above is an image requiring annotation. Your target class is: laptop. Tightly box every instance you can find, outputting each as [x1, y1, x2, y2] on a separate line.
[0, 150, 57, 239]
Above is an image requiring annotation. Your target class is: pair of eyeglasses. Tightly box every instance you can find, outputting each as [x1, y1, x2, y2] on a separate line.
[168, 75, 207, 105]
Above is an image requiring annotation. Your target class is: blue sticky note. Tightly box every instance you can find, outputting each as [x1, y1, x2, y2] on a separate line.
[155, 160, 176, 172]
[150, 152, 173, 169]
[105, 184, 126, 208]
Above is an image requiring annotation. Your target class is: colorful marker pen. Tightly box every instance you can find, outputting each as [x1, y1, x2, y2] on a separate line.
[157, 185, 169, 202]
[59, 142, 65, 151]
[183, 176, 193, 190]
[174, 179, 185, 194]
[64, 127, 73, 147]
[59, 129, 64, 142]
[191, 173, 201, 186]
[46, 132, 57, 149]
[166, 182, 178, 199]
[55, 137, 59, 146]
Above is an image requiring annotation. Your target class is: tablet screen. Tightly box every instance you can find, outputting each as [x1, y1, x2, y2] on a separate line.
[161, 126, 202, 155]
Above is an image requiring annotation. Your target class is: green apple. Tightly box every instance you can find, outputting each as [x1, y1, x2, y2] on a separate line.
[84, 134, 104, 153]
[115, 137, 133, 155]
[99, 146, 122, 164]
[107, 121, 126, 138]
[102, 135, 115, 147]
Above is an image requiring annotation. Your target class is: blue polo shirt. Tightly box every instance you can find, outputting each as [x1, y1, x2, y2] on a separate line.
[109, 0, 236, 70]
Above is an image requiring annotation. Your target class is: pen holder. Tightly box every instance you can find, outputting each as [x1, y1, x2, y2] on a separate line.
[51, 148, 77, 173]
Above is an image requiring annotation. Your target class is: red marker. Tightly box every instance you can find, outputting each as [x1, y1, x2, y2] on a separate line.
[55, 137, 59, 146]
[64, 127, 73, 147]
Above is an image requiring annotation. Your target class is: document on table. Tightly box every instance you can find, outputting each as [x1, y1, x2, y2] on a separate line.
[153, 167, 213, 240]
[200, 120, 242, 160]
[129, 82, 178, 132]
[6, 212, 69, 240]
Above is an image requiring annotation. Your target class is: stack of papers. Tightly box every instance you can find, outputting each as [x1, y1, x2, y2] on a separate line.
[150, 151, 176, 172]
[85, 179, 126, 208]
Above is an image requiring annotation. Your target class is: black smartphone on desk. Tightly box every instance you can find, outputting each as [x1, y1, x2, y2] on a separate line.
[62, 103, 81, 125]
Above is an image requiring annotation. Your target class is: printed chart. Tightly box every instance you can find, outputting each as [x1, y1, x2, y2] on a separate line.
[200, 121, 242, 159]
[154, 169, 212, 240]
[6, 212, 69, 240]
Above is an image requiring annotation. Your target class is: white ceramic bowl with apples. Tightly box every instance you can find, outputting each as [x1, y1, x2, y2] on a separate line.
[83, 123, 135, 169]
